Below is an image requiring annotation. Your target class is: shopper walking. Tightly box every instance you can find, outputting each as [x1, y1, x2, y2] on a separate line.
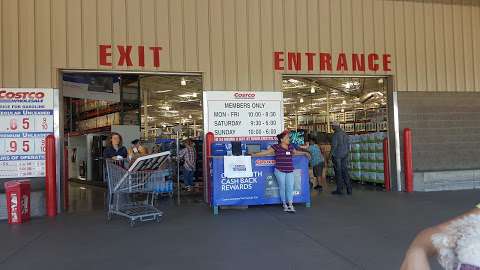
[308, 137, 325, 191]
[254, 131, 310, 213]
[331, 122, 352, 195]
[103, 132, 128, 160]
[178, 138, 196, 192]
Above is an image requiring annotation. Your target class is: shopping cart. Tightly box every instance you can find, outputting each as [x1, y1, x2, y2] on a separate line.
[105, 151, 171, 227]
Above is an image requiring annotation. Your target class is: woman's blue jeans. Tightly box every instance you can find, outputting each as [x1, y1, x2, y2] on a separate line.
[274, 169, 295, 204]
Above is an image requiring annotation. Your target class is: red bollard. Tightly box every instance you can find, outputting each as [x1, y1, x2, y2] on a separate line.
[383, 138, 391, 192]
[403, 128, 414, 193]
[45, 135, 57, 217]
[63, 147, 69, 211]
[205, 132, 215, 204]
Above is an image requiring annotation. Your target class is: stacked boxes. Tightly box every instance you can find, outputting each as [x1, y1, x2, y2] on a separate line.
[349, 132, 387, 185]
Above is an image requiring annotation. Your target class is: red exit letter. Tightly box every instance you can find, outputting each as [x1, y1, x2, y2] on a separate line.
[273, 52, 285, 70]
[99, 45, 112, 66]
[383, 54, 392, 72]
[138, 46, 145, 67]
[149, 47, 163, 68]
[117, 45, 133, 66]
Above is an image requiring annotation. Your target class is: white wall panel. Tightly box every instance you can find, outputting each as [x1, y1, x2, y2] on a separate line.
[0, 0, 478, 92]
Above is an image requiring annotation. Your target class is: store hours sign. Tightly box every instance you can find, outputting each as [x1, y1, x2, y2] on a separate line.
[203, 91, 283, 141]
[0, 89, 55, 178]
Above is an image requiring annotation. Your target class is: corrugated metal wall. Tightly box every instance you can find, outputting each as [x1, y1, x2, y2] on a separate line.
[0, 0, 479, 91]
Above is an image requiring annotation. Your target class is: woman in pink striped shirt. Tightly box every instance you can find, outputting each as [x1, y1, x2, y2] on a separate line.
[254, 131, 310, 213]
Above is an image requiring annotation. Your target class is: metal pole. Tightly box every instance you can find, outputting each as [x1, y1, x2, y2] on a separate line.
[144, 89, 149, 139]
[176, 131, 181, 205]
[326, 90, 330, 133]
[193, 119, 197, 137]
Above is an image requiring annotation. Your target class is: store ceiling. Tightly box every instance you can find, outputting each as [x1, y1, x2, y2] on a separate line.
[282, 76, 387, 119]
[139, 75, 203, 128]
[139, 75, 387, 130]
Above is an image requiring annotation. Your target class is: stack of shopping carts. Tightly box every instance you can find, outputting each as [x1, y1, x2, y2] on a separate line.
[105, 152, 171, 227]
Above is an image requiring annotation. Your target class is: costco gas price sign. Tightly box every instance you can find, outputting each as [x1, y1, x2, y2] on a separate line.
[204, 91, 283, 141]
[0, 89, 55, 178]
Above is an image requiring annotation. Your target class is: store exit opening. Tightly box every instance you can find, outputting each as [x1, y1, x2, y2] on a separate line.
[62, 72, 204, 212]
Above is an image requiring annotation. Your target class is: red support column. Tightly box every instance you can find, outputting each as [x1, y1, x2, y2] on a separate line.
[403, 128, 414, 193]
[63, 147, 69, 211]
[383, 138, 391, 192]
[45, 135, 57, 217]
[205, 132, 215, 204]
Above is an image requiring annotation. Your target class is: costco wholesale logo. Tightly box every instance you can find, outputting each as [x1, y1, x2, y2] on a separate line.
[0, 91, 45, 100]
[256, 160, 276, 166]
[234, 93, 256, 99]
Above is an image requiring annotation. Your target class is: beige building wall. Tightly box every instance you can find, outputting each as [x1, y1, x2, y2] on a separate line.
[0, 0, 479, 92]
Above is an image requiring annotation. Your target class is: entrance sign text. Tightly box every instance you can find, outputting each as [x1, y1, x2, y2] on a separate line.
[273, 52, 392, 72]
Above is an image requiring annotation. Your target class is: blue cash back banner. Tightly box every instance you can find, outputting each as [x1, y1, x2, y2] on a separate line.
[212, 156, 310, 206]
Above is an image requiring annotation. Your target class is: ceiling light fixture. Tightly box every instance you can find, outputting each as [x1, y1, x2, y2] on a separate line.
[378, 78, 384, 84]
[310, 86, 315, 93]
[155, 90, 173, 93]
[342, 100, 347, 105]
[300, 98, 304, 103]
[192, 92, 198, 98]
[181, 77, 187, 86]
[189, 114, 192, 119]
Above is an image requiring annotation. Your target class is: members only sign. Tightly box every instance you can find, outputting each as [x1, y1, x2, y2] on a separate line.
[0, 89, 55, 178]
[203, 91, 283, 141]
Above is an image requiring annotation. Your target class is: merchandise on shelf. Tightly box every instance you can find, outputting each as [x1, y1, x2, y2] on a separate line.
[348, 132, 387, 184]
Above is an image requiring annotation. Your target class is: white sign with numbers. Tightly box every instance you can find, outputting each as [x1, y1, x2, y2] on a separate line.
[0, 88, 55, 178]
[203, 91, 283, 141]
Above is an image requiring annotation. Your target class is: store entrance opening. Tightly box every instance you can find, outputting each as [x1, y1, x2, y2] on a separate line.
[282, 76, 389, 193]
[62, 72, 204, 213]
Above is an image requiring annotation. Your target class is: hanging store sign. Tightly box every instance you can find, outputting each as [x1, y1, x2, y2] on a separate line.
[203, 91, 283, 141]
[62, 73, 121, 102]
[273, 51, 392, 72]
[0, 89, 55, 178]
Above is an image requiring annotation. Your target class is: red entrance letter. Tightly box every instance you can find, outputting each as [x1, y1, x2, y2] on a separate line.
[273, 52, 285, 70]
[149, 47, 163, 67]
[117, 45, 133, 66]
[383, 54, 392, 72]
[352, 54, 365, 71]
[99, 45, 112, 66]
[319, 53, 332, 71]
[368, 53, 379, 71]
[287, 52, 302, 71]
[138, 46, 145, 67]
[305, 52, 316, 71]
[336, 53, 348, 71]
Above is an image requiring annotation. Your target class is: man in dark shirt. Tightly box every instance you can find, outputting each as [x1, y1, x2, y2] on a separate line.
[331, 122, 352, 195]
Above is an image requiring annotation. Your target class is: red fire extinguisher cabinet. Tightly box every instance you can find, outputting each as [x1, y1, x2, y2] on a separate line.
[4, 180, 31, 224]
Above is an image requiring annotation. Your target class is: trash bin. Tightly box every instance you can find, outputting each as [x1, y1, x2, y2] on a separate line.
[4, 180, 31, 224]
